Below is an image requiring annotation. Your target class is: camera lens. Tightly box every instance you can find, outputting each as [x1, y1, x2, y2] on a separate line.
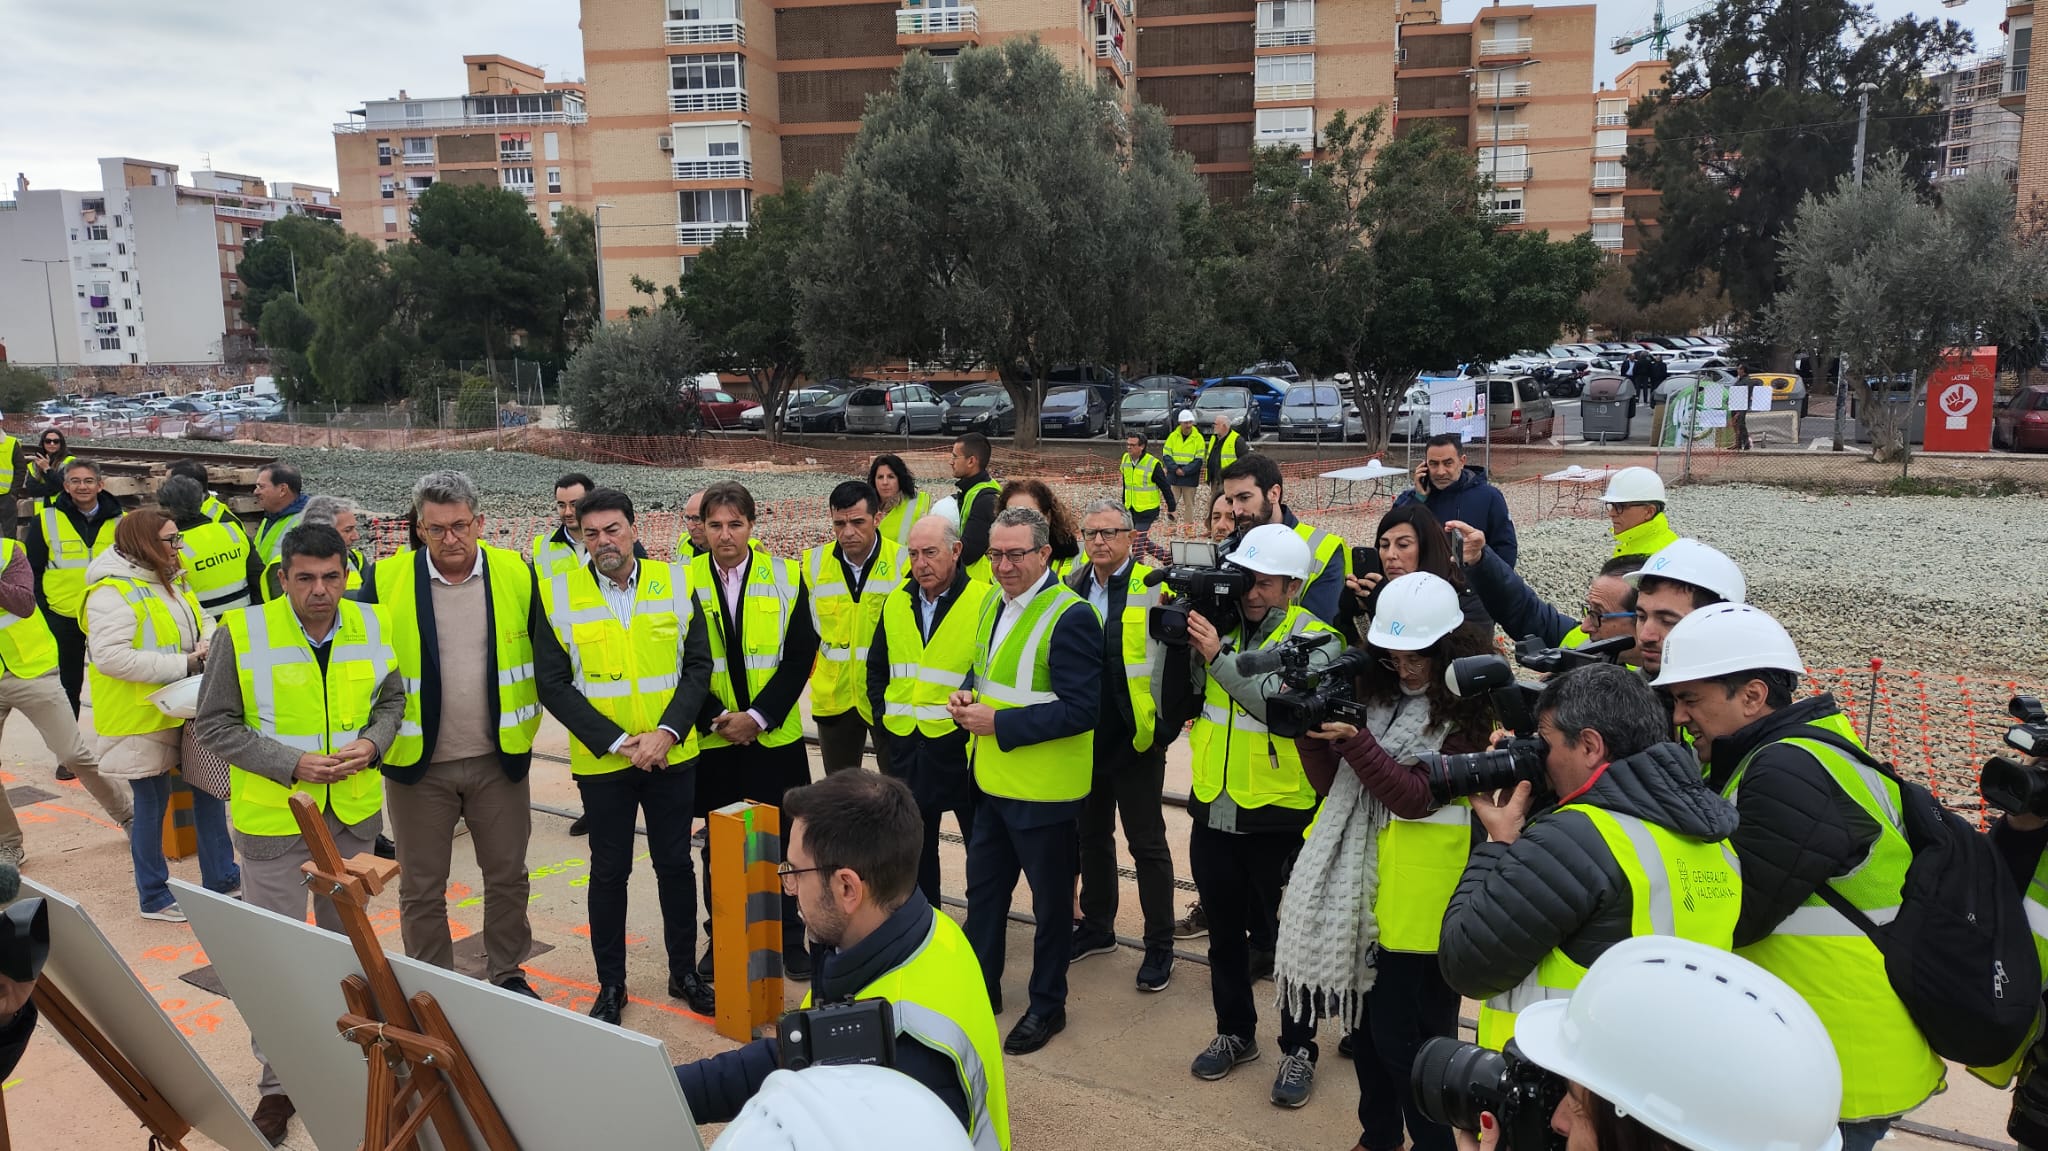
[1411, 1037, 1509, 1133]
[1425, 742, 1546, 807]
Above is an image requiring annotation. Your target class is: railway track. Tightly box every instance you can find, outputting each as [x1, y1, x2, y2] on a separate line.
[16, 443, 279, 515]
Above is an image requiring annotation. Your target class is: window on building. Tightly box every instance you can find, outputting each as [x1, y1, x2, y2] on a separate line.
[402, 137, 434, 160]
[126, 325, 136, 337]
[119, 270, 129, 282]
[500, 135, 533, 160]
[681, 255, 698, 277]
[404, 102, 424, 119]
[69, 228, 79, 242]
[129, 353, 139, 364]
[546, 167, 562, 193]
[670, 0, 738, 19]
[550, 201, 566, 225]
[81, 197, 104, 213]
[121, 298, 131, 310]
[679, 188, 750, 224]
[1592, 221, 1624, 247]
[670, 53, 745, 92]
[501, 167, 535, 189]
[544, 132, 561, 161]
[112, 214, 121, 227]
[1593, 160, 1626, 188]
[1255, 54, 1315, 88]
[1257, 0, 1313, 33]
[1491, 190, 1524, 216]
[116, 242, 126, 255]
[1255, 106, 1315, 141]
[1594, 128, 1627, 157]
[96, 310, 118, 325]
[99, 336, 121, 350]
[407, 175, 435, 194]
[381, 177, 397, 199]
[1476, 145, 1530, 180]
[377, 138, 393, 165]
[87, 224, 108, 241]
[383, 206, 399, 233]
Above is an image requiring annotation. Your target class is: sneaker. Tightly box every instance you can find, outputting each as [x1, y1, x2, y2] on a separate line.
[55, 765, 75, 781]
[142, 904, 188, 923]
[1190, 1034, 1259, 1081]
[1070, 922, 1117, 963]
[1248, 946, 1275, 984]
[1270, 1048, 1316, 1108]
[1135, 947, 1174, 993]
[1172, 901, 1209, 940]
[0, 844, 24, 869]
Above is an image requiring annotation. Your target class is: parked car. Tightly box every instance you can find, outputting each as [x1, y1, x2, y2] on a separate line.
[1199, 374, 1291, 428]
[185, 409, 245, 441]
[1392, 382, 1434, 442]
[1193, 385, 1260, 438]
[741, 384, 845, 432]
[1995, 385, 2048, 451]
[845, 382, 946, 435]
[784, 389, 854, 433]
[1127, 374, 1198, 408]
[1742, 372, 1807, 417]
[940, 382, 1007, 414]
[1543, 359, 1593, 397]
[1118, 388, 1187, 440]
[683, 385, 752, 430]
[1481, 375, 1556, 442]
[1242, 360, 1303, 383]
[1039, 385, 1109, 438]
[944, 389, 1017, 436]
[1277, 382, 1364, 442]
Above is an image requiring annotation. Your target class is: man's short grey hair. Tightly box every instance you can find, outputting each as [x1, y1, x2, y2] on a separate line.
[412, 470, 481, 517]
[1535, 663, 1670, 760]
[156, 475, 207, 522]
[909, 514, 960, 548]
[63, 458, 102, 480]
[992, 506, 1048, 550]
[301, 494, 357, 527]
[1081, 498, 1133, 530]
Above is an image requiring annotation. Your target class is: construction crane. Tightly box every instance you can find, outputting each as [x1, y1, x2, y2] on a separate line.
[1610, 0, 1717, 57]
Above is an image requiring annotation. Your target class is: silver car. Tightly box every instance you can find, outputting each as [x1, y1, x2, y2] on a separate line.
[1277, 382, 1364, 442]
[843, 382, 946, 435]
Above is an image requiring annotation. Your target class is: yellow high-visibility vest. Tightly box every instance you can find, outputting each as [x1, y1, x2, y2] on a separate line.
[180, 518, 253, 619]
[1121, 453, 1163, 514]
[538, 559, 699, 775]
[690, 543, 806, 750]
[0, 539, 59, 680]
[373, 545, 541, 767]
[879, 577, 993, 739]
[968, 578, 1093, 802]
[82, 574, 201, 737]
[1190, 605, 1331, 813]
[803, 540, 908, 721]
[36, 499, 121, 620]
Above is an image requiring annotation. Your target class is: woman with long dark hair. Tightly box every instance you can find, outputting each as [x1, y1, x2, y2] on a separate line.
[999, 479, 1081, 578]
[1343, 502, 1486, 644]
[869, 453, 929, 549]
[1281, 572, 1493, 1151]
[22, 430, 76, 500]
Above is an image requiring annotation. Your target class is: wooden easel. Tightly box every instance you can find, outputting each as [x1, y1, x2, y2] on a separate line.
[15, 977, 194, 1150]
[288, 792, 517, 1151]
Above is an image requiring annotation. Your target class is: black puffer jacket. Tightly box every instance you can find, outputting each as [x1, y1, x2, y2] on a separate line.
[1439, 741, 1739, 1000]
[1703, 694, 1882, 947]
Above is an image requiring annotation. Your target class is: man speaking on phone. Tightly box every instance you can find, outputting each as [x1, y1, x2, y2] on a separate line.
[1394, 434, 1517, 569]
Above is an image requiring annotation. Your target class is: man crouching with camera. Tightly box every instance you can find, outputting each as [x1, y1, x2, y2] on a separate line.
[1171, 523, 1342, 1107]
[673, 769, 1008, 1150]
[1438, 663, 1741, 1051]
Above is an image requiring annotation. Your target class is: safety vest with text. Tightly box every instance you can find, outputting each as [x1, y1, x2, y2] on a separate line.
[1121, 453, 1163, 514]
[880, 578, 994, 739]
[36, 501, 121, 620]
[539, 559, 699, 775]
[968, 578, 1093, 802]
[0, 540, 59, 681]
[1189, 605, 1333, 814]
[83, 575, 202, 737]
[1476, 804, 1740, 1051]
[223, 597, 395, 836]
[375, 545, 542, 767]
[690, 544, 805, 750]
[180, 518, 254, 618]
[804, 540, 908, 722]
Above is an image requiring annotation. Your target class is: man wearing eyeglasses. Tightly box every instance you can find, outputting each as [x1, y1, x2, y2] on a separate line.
[1445, 522, 1646, 659]
[674, 489, 707, 575]
[1600, 467, 1679, 559]
[1120, 433, 1176, 549]
[1066, 499, 1181, 995]
[359, 470, 545, 1000]
[948, 506, 1102, 1056]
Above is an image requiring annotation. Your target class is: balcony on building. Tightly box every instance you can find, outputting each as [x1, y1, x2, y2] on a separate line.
[1483, 123, 1529, 142]
[667, 0, 745, 45]
[671, 53, 748, 114]
[1255, 0, 1314, 48]
[898, 2, 980, 44]
[1474, 80, 1532, 104]
[1255, 54, 1315, 103]
[337, 90, 588, 133]
[671, 122, 754, 181]
[1256, 107, 1317, 149]
[677, 221, 748, 245]
[1095, 34, 1133, 78]
[678, 188, 750, 247]
[1477, 36, 1533, 60]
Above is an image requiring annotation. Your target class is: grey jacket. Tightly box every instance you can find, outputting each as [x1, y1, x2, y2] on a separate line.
[193, 615, 405, 859]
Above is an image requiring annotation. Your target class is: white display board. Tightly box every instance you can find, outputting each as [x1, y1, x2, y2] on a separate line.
[16, 878, 272, 1151]
[1425, 376, 1487, 442]
[173, 880, 704, 1151]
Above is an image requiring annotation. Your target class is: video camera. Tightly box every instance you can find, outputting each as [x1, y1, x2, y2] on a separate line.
[778, 998, 898, 1072]
[1250, 635, 1376, 740]
[1416, 636, 1631, 806]
[1411, 1037, 1566, 1151]
[1146, 537, 1253, 645]
[1981, 695, 2048, 817]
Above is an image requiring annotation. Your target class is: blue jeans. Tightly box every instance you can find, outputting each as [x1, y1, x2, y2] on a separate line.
[129, 772, 240, 913]
[1839, 1118, 1894, 1151]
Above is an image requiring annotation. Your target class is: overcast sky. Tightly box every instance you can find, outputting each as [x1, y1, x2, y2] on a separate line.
[0, 0, 2011, 196]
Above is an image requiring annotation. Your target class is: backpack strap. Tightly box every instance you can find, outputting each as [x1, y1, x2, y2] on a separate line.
[1772, 726, 1904, 945]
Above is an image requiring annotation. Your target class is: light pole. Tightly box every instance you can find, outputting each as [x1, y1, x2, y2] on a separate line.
[1461, 60, 1541, 199]
[1832, 81, 1879, 451]
[20, 257, 67, 380]
[593, 203, 614, 329]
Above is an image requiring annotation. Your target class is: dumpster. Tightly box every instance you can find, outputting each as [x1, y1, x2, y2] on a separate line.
[1581, 374, 1633, 442]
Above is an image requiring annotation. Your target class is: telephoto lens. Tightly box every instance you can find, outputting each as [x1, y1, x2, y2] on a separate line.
[1411, 1037, 1567, 1151]
[1423, 738, 1548, 807]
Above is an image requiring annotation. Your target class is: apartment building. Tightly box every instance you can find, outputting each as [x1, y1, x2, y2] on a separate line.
[1930, 54, 2020, 186]
[0, 159, 339, 368]
[1597, 57, 1666, 258]
[2004, 3, 2048, 210]
[1393, 2, 1596, 237]
[332, 55, 594, 246]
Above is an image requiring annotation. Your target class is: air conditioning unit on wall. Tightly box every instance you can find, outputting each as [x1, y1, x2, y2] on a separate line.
[658, 134, 674, 152]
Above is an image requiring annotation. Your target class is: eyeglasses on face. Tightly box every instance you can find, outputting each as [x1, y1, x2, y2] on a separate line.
[421, 519, 479, 542]
[1081, 528, 1129, 542]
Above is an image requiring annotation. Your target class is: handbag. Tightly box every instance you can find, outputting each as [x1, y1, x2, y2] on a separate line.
[180, 724, 233, 803]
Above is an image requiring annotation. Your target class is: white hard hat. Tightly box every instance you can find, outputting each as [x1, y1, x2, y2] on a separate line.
[1601, 466, 1667, 504]
[1366, 572, 1464, 651]
[1178, 409, 1196, 423]
[1650, 603, 1803, 687]
[929, 495, 959, 525]
[1514, 936, 1844, 1151]
[1226, 523, 1313, 579]
[712, 1065, 972, 1151]
[1625, 538, 1746, 605]
[149, 674, 205, 720]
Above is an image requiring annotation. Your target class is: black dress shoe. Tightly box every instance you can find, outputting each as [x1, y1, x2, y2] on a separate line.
[374, 834, 397, 860]
[569, 813, 590, 836]
[496, 975, 542, 1000]
[589, 984, 627, 1025]
[669, 971, 716, 1015]
[1003, 1009, 1066, 1055]
[783, 943, 813, 982]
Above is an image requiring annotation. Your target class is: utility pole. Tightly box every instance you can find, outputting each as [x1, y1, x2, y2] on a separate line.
[21, 257, 67, 381]
[290, 248, 300, 301]
[593, 203, 613, 329]
[1462, 61, 1541, 213]
[1832, 82, 1877, 451]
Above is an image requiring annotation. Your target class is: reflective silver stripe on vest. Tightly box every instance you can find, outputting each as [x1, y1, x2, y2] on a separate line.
[497, 664, 536, 688]
[1486, 974, 1572, 1017]
[894, 1000, 1002, 1151]
[2027, 897, 2048, 941]
[1600, 810, 1678, 936]
[976, 680, 1058, 706]
[710, 653, 781, 674]
[1774, 902, 1903, 937]
[819, 645, 870, 663]
[500, 703, 540, 727]
[40, 509, 88, 570]
[809, 581, 850, 600]
[890, 663, 966, 691]
[1201, 701, 1267, 735]
[237, 606, 331, 751]
[977, 586, 1068, 706]
[884, 701, 955, 721]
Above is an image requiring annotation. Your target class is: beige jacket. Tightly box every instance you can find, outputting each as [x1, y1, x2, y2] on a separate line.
[83, 548, 215, 781]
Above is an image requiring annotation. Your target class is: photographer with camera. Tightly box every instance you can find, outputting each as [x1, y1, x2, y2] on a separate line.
[673, 769, 1008, 1151]
[1985, 714, 2048, 1150]
[1281, 572, 1494, 1151]
[1417, 936, 1845, 1151]
[1652, 605, 1944, 1151]
[1217, 453, 1348, 627]
[1170, 523, 1342, 1106]
[1439, 662, 1740, 1051]
[1442, 521, 1644, 656]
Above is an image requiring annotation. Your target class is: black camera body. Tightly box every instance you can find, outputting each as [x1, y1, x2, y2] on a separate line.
[1259, 638, 1375, 740]
[1412, 1036, 1566, 1151]
[777, 997, 898, 1072]
[1514, 632, 1635, 675]
[1147, 537, 1252, 644]
[1982, 695, 2048, 817]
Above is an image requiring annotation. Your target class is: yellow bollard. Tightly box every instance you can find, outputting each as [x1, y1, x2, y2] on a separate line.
[708, 800, 784, 1042]
[161, 766, 198, 860]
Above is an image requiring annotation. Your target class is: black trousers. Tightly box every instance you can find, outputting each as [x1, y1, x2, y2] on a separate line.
[1189, 819, 1317, 1055]
[577, 763, 697, 989]
[815, 709, 891, 775]
[46, 609, 84, 717]
[1078, 741, 1175, 949]
[964, 799, 1077, 1017]
[1350, 949, 1460, 1151]
[875, 728, 977, 909]
[695, 741, 811, 950]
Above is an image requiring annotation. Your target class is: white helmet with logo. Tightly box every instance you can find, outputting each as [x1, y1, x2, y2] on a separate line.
[1601, 466, 1667, 505]
[1514, 936, 1844, 1151]
[1225, 523, 1313, 580]
[1366, 572, 1464, 651]
[1178, 409, 1196, 424]
[1650, 603, 1803, 687]
[1624, 538, 1746, 605]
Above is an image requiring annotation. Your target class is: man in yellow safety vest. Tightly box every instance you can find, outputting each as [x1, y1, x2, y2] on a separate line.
[531, 472, 595, 577]
[250, 462, 308, 568]
[1217, 452, 1348, 627]
[1161, 410, 1207, 520]
[26, 458, 123, 719]
[948, 506, 1103, 1057]
[949, 434, 1000, 584]
[193, 522, 405, 1145]
[1119, 433, 1177, 549]
[804, 480, 907, 775]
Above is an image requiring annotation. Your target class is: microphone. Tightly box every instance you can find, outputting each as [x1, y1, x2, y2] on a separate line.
[1142, 568, 1171, 587]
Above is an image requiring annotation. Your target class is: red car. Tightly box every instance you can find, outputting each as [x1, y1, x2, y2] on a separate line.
[685, 385, 752, 430]
[1994, 384, 2048, 452]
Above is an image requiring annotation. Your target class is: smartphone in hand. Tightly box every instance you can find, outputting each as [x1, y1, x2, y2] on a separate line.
[1352, 545, 1382, 578]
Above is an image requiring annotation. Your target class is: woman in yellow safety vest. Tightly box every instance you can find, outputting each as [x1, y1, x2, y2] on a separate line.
[870, 453, 932, 550]
[83, 510, 239, 922]
[22, 430, 77, 499]
[999, 480, 1082, 582]
[1284, 572, 1495, 1151]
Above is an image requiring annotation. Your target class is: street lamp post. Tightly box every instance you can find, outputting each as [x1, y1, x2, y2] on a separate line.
[1832, 81, 1879, 451]
[593, 203, 614, 329]
[1461, 60, 1542, 205]
[20, 257, 67, 380]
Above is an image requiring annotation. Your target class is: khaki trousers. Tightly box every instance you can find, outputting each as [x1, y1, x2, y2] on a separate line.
[0, 669, 133, 850]
[384, 754, 533, 985]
